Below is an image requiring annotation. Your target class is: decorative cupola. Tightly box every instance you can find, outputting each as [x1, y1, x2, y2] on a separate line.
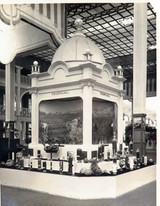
[51, 19, 106, 68]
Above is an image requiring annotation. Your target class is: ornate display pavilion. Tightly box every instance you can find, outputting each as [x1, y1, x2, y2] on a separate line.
[0, 2, 157, 200]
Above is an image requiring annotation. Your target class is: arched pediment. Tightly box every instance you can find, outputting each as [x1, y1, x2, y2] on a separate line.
[102, 63, 115, 77]
[101, 63, 115, 82]
[101, 70, 110, 82]
[48, 61, 69, 81]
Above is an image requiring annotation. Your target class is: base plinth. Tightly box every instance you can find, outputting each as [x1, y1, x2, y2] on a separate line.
[0, 165, 156, 199]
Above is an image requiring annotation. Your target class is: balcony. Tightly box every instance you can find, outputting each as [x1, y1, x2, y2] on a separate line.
[0, 105, 31, 119]
[20, 108, 31, 118]
[16, 75, 31, 87]
[123, 76, 156, 99]
[0, 69, 31, 88]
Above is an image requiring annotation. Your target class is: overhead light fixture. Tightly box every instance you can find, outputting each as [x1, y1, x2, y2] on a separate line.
[118, 16, 134, 26]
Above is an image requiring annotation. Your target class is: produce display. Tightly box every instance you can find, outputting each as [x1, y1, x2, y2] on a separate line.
[0, 141, 155, 176]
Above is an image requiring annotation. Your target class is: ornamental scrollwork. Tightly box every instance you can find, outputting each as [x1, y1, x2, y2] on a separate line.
[80, 79, 95, 88]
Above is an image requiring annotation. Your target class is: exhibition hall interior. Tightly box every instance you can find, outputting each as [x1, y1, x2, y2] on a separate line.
[0, 2, 157, 202]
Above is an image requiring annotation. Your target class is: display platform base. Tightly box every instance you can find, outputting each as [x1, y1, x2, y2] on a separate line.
[0, 165, 156, 199]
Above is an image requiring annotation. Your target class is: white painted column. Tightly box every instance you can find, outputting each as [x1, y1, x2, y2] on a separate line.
[15, 66, 22, 139]
[29, 90, 40, 158]
[50, 4, 54, 20]
[82, 81, 93, 146]
[133, 3, 147, 114]
[22, 121, 26, 141]
[5, 61, 15, 122]
[15, 66, 22, 116]
[57, 4, 61, 31]
[31, 91, 39, 145]
[34, 4, 39, 11]
[133, 3, 147, 156]
[51, 4, 57, 27]
[117, 98, 124, 144]
[29, 61, 40, 155]
[43, 4, 47, 17]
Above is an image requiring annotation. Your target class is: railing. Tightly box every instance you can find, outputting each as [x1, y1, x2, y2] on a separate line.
[0, 69, 31, 87]
[0, 105, 31, 118]
[20, 75, 31, 87]
[20, 108, 31, 117]
[0, 105, 5, 115]
[123, 76, 156, 99]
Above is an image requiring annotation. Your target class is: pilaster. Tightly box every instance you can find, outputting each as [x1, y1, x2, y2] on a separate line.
[81, 80, 94, 148]
[30, 90, 39, 145]
[117, 98, 123, 144]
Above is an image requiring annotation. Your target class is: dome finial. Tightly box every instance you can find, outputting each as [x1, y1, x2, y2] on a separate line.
[75, 18, 83, 31]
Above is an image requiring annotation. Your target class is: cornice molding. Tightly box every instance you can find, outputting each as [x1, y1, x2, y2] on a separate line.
[95, 81, 126, 95]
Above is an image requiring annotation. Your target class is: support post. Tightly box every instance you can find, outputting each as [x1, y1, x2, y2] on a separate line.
[5, 60, 15, 139]
[16, 66, 23, 140]
[133, 3, 147, 156]
[22, 121, 26, 141]
[31, 91, 39, 145]
[117, 98, 124, 144]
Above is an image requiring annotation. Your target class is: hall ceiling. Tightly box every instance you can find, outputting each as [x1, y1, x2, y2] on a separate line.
[31, 3, 156, 78]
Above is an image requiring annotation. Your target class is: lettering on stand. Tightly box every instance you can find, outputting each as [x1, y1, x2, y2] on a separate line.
[100, 91, 110, 97]
[52, 91, 68, 95]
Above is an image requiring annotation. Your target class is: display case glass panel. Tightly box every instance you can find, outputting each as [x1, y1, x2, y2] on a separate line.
[92, 98, 117, 144]
[39, 97, 83, 144]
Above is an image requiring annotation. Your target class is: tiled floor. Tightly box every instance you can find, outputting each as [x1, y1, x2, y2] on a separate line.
[1, 181, 156, 206]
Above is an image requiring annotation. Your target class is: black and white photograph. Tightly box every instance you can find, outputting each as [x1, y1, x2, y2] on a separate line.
[0, 1, 159, 205]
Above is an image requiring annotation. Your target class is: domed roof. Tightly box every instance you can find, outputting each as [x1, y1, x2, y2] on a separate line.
[51, 19, 106, 65]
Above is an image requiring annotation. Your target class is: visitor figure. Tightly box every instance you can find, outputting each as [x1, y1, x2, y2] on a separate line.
[66, 117, 82, 143]
[41, 122, 48, 134]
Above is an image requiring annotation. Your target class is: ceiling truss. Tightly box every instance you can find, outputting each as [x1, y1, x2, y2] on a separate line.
[25, 3, 156, 79]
